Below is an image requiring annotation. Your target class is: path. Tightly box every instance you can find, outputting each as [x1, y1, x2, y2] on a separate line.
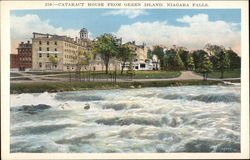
[10, 71, 239, 83]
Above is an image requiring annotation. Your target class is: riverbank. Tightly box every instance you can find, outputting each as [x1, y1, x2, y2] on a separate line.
[10, 79, 239, 94]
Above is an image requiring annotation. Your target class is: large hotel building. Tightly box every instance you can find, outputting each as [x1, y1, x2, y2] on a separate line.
[32, 28, 94, 71]
[24, 27, 159, 72]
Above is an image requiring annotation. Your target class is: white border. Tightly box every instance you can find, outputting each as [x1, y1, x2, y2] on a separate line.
[1, 1, 249, 159]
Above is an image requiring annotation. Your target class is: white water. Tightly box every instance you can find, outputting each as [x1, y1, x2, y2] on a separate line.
[10, 85, 241, 153]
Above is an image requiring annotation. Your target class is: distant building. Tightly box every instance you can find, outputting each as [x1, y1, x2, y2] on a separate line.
[10, 41, 32, 71]
[122, 41, 160, 71]
[10, 54, 19, 71]
[18, 41, 32, 71]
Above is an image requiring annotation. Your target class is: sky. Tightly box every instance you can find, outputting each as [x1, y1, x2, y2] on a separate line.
[10, 9, 241, 54]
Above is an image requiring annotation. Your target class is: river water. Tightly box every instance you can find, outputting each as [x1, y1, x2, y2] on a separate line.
[10, 85, 241, 153]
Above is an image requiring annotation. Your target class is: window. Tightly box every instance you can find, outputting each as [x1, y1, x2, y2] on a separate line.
[39, 41, 42, 45]
[55, 54, 57, 58]
[39, 53, 42, 58]
[47, 41, 49, 45]
[39, 47, 42, 51]
[55, 65, 57, 68]
[55, 41, 57, 45]
[67, 66, 69, 69]
[55, 48, 57, 51]
[47, 47, 49, 51]
[39, 62, 42, 68]
[47, 54, 49, 58]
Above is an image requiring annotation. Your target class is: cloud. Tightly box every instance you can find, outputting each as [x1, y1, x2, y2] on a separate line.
[113, 14, 241, 55]
[10, 14, 88, 54]
[102, 9, 149, 19]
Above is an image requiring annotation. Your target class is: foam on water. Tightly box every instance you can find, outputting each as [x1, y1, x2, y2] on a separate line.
[10, 85, 240, 152]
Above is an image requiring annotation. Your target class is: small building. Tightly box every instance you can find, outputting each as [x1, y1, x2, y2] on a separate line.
[122, 58, 160, 71]
[10, 54, 19, 71]
[18, 41, 32, 71]
[122, 41, 160, 71]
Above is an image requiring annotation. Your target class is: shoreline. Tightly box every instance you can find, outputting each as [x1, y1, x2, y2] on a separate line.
[10, 79, 240, 94]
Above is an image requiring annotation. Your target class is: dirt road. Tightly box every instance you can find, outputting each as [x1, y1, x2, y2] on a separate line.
[10, 71, 239, 83]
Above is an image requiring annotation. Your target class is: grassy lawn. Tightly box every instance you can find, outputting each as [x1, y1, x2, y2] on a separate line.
[10, 73, 23, 77]
[207, 69, 241, 78]
[10, 80, 222, 94]
[54, 71, 181, 79]
[26, 71, 68, 75]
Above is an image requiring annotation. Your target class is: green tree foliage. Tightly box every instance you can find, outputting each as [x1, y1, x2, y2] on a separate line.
[215, 50, 230, 79]
[147, 49, 153, 59]
[186, 54, 195, 70]
[178, 49, 190, 70]
[192, 50, 209, 70]
[165, 49, 184, 71]
[152, 46, 165, 70]
[92, 34, 119, 74]
[196, 54, 213, 80]
[48, 55, 58, 70]
[227, 49, 241, 70]
[71, 50, 92, 82]
[173, 53, 185, 71]
[117, 44, 134, 75]
[204, 43, 224, 54]
[162, 55, 168, 70]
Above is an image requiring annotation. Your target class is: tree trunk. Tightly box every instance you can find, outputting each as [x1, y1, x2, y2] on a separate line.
[105, 61, 109, 74]
[121, 61, 126, 75]
[221, 70, 224, 79]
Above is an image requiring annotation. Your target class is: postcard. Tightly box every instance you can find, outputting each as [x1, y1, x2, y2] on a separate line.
[1, 0, 249, 159]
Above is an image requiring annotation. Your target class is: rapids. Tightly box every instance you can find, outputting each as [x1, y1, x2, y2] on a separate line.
[10, 85, 241, 152]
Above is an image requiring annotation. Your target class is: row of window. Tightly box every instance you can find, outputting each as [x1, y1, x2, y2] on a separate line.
[20, 57, 32, 61]
[64, 55, 75, 59]
[65, 43, 77, 49]
[39, 53, 57, 58]
[18, 48, 31, 52]
[39, 41, 57, 45]
[39, 47, 57, 51]
[39, 62, 57, 68]
[18, 52, 32, 55]
[64, 49, 77, 54]
[20, 60, 32, 64]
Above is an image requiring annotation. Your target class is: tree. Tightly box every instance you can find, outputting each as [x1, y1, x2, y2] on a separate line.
[196, 54, 213, 80]
[227, 49, 241, 70]
[147, 49, 153, 59]
[48, 55, 58, 70]
[204, 43, 224, 55]
[92, 34, 119, 74]
[178, 49, 190, 70]
[126, 61, 135, 80]
[186, 54, 195, 70]
[215, 50, 230, 79]
[164, 51, 184, 71]
[192, 50, 209, 70]
[76, 50, 92, 82]
[152, 46, 165, 70]
[117, 44, 134, 75]
[173, 53, 184, 70]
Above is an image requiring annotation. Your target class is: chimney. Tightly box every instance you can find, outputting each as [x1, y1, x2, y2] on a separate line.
[21, 42, 24, 44]
[27, 40, 30, 44]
